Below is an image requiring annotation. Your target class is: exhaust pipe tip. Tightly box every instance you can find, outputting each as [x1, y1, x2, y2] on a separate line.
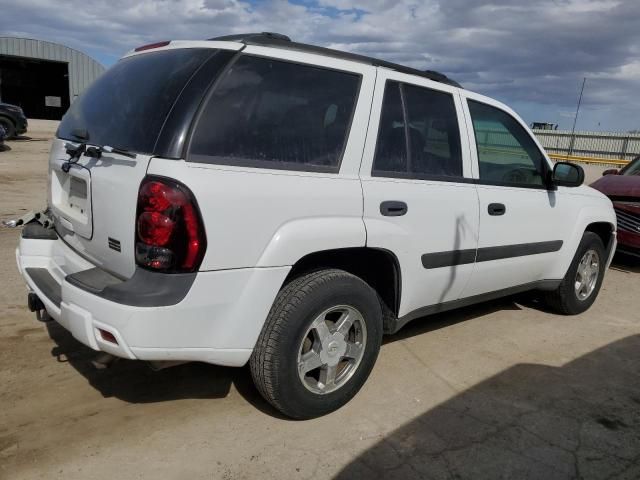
[27, 293, 44, 312]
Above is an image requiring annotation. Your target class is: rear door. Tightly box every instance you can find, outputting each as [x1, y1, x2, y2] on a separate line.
[360, 70, 480, 318]
[459, 92, 575, 296]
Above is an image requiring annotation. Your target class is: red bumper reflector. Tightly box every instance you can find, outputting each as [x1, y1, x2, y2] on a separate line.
[99, 329, 118, 344]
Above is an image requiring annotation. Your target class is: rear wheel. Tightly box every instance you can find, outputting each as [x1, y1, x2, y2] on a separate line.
[0, 117, 15, 139]
[544, 232, 606, 314]
[250, 269, 383, 419]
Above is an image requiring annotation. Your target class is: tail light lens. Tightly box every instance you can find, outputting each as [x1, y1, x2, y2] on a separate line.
[135, 176, 206, 273]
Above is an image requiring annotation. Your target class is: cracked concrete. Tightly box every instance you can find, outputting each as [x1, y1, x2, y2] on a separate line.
[1, 121, 639, 479]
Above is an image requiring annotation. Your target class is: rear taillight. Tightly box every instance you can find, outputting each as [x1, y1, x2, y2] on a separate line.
[135, 176, 206, 273]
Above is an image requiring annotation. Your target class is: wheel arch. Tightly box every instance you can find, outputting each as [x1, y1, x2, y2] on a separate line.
[284, 247, 402, 331]
[584, 221, 616, 252]
[0, 114, 16, 127]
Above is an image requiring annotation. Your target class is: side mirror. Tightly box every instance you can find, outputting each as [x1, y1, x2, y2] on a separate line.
[602, 168, 619, 176]
[552, 161, 584, 187]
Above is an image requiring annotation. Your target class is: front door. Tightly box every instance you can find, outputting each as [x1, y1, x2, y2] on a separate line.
[360, 70, 480, 318]
[460, 92, 575, 297]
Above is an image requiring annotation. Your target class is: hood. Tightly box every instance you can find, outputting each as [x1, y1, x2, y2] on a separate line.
[590, 174, 640, 198]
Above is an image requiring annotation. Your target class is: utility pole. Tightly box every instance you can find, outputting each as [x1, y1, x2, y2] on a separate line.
[568, 77, 586, 157]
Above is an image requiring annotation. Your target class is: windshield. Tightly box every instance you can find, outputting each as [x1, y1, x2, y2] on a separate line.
[57, 48, 215, 154]
[621, 156, 640, 176]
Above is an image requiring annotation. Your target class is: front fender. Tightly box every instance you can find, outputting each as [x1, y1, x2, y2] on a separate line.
[547, 193, 616, 280]
[256, 217, 367, 267]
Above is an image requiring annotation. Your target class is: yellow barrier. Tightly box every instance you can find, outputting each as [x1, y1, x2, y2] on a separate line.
[548, 153, 629, 166]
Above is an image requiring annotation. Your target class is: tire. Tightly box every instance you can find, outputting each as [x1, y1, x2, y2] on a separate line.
[544, 232, 606, 315]
[0, 117, 15, 139]
[250, 269, 383, 419]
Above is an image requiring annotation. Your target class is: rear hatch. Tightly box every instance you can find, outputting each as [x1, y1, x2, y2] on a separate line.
[49, 46, 232, 278]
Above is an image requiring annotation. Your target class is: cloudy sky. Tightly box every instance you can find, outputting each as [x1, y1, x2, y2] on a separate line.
[2, 0, 639, 131]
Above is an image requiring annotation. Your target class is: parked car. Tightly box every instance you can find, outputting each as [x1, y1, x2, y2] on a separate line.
[0, 124, 5, 147]
[0, 102, 28, 138]
[591, 156, 640, 257]
[16, 33, 617, 419]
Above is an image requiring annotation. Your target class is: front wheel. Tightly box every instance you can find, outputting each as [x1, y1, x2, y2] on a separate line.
[544, 232, 606, 314]
[0, 118, 15, 139]
[250, 269, 383, 419]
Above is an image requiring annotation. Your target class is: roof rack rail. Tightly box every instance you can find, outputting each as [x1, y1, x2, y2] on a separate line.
[208, 33, 461, 88]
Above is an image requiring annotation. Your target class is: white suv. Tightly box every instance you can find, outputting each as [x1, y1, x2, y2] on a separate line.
[16, 33, 616, 419]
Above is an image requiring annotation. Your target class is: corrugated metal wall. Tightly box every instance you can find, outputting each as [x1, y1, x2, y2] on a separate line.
[533, 129, 640, 161]
[0, 37, 105, 102]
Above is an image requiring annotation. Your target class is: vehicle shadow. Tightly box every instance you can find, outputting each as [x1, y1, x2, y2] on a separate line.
[385, 297, 522, 345]
[42, 299, 522, 419]
[44, 321, 282, 416]
[336, 334, 640, 480]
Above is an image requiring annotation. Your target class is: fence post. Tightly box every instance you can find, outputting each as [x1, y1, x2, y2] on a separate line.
[621, 135, 630, 161]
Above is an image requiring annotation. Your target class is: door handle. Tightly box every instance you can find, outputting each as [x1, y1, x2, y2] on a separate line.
[380, 201, 408, 217]
[488, 203, 506, 216]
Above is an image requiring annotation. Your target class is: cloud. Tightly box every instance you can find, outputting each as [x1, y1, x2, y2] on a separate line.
[1, 0, 639, 130]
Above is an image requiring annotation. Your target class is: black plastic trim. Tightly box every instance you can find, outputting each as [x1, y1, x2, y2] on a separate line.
[21, 223, 58, 240]
[66, 267, 196, 307]
[487, 203, 506, 216]
[25, 268, 62, 308]
[421, 249, 476, 269]
[380, 201, 408, 217]
[390, 279, 562, 333]
[476, 240, 563, 262]
[421, 240, 563, 269]
[155, 49, 238, 159]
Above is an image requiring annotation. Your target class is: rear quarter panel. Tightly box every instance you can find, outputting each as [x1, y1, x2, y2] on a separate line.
[146, 161, 366, 270]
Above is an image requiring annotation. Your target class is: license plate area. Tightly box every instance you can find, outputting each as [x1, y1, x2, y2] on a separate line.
[51, 165, 92, 238]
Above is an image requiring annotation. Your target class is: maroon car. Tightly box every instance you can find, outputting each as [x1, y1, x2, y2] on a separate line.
[591, 156, 640, 257]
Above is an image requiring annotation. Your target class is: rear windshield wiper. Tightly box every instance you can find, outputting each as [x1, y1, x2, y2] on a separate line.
[101, 145, 137, 159]
[61, 142, 137, 172]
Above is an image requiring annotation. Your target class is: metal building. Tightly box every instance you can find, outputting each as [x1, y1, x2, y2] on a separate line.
[0, 37, 105, 120]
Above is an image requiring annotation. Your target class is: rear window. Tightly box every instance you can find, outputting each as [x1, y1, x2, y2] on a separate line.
[188, 55, 361, 173]
[57, 48, 216, 155]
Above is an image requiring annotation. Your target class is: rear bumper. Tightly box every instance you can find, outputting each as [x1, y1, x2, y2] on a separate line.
[17, 228, 289, 366]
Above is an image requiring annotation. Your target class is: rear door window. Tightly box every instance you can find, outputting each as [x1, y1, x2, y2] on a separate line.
[188, 55, 361, 172]
[373, 81, 463, 179]
[58, 48, 217, 155]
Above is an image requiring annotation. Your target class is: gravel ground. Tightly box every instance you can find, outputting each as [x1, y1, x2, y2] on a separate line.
[1, 120, 639, 480]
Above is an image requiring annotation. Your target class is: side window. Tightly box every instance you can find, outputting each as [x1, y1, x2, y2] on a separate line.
[373, 82, 407, 174]
[373, 81, 463, 179]
[189, 55, 361, 172]
[468, 100, 547, 187]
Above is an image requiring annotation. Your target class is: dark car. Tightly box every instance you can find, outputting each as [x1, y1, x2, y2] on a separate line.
[0, 123, 5, 148]
[0, 102, 28, 138]
[591, 156, 640, 257]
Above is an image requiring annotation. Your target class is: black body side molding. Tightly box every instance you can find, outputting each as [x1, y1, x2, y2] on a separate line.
[422, 240, 563, 269]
